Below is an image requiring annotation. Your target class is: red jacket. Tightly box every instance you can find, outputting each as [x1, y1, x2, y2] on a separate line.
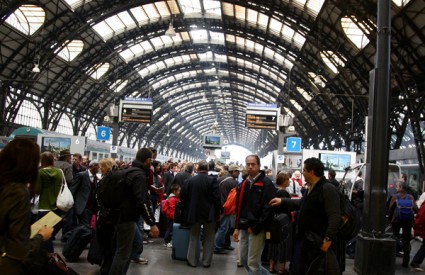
[161, 195, 180, 220]
[414, 202, 425, 237]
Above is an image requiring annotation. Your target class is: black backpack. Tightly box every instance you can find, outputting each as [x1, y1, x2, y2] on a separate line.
[96, 167, 138, 210]
[338, 188, 361, 240]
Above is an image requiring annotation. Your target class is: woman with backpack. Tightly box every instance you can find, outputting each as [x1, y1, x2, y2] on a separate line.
[388, 181, 418, 268]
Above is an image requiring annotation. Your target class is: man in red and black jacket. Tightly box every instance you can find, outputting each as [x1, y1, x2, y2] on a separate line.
[233, 154, 276, 274]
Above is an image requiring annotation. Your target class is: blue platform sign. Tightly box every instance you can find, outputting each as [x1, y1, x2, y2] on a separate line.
[287, 137, 302, 153]
[97, 126, 111, 141]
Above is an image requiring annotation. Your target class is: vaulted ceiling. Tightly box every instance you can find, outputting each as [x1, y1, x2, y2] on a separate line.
[1, 0, 424, 160]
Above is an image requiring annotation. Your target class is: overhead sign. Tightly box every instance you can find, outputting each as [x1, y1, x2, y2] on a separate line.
[246, 104, 279, 130]
[277, 155, 285, 163]
[221, 151, 231, 159]
[286, 137, 302, 153]
[96, 126, 111, 141]
[119, 97, 153, 123]
[110, 145, 118, 153]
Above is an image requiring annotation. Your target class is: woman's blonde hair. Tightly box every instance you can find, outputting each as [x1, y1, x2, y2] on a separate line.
[99, 158, 117, 173]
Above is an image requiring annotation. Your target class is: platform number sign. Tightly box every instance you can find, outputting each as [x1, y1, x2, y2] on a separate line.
[286, 137, 302, 153]
[97, 126, 111, 141]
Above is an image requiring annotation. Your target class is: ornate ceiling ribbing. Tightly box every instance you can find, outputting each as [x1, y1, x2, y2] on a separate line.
[0, 0, 424, 160]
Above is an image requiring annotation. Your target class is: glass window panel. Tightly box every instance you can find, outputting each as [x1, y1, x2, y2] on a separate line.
[129, 7, 148, 22]
[63, 0, 93, 10]
[321, 51, 345, 74]
[190, 29, 209, 43]
[143, 4, 160, 19]
[14, 99, 42, 128]
[5, 5, 45, 36]
[178, 0, 202, 14]
[341, 16, 370, 49]
[246, 9, 258, 25]
[56, 40, 84, 62]
[89, 63, 110, 79]
[392, 0, 411, 6]
[56, 114, 73, 135]
[234, 5, 246, 20]
[222, 2, 234, 16]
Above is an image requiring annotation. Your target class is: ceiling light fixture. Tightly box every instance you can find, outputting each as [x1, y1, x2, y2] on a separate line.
[165, 17, 176, 37]
[32, 55, 40, 73]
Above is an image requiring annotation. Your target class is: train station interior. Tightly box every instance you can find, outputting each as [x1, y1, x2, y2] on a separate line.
[1, 0, 425, 274]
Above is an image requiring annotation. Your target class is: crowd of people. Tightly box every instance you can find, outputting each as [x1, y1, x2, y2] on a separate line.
[1, 138, 425, 275]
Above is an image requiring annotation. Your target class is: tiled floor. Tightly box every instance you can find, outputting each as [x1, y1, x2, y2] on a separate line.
[55, 235, 424, 275]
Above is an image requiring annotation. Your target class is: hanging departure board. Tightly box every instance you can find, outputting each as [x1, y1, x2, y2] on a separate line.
[119, 97, 153, 123]
[245, 103, 279, 130]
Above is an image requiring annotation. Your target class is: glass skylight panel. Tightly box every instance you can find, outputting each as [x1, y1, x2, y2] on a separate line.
[112, 80, 128, 93]
[129, 7, 149, 22]
[222, 2, 234, 16]
[235, 4, 246, 21]
[341, 16, 370, 49]
[297, 87, 312, 101]
[190, 29, 209, 43]
[392, 0, 411, 6]
[211, 31, 225, 45]
[178, 0, 202, 14]
[171, 122, 181, 129]
[5, 5, 45, 36]
[63, 0, 92, 10]
[246, 8, 259, 26]
[203, 0, 222, 16]
[290, 99, 303, 111]
[89, 63, 110, 79]
[56, 40, 84, 62]
[321, 51, 346, 74]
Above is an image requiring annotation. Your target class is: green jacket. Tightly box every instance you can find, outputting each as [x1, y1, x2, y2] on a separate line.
[36, 167, 63, 210]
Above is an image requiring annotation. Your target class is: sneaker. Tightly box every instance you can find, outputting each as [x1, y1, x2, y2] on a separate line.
[132, 257, 149, 265]
[167, 242, 173, 248]
[411, 263, 424, 271]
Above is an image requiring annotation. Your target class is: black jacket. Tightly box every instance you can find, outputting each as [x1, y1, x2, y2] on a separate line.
[118, 160, 155, 225]
[180, 171, 222, 225]
[235, 171, 277, 234]
[276, 177, 341, 240]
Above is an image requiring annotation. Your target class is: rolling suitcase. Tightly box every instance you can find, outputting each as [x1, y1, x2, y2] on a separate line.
[62, 224, 92, 261]
[171, 223, 200, 261]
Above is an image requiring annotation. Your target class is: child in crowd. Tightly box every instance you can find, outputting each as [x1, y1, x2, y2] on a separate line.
[161, 183, 181, 248]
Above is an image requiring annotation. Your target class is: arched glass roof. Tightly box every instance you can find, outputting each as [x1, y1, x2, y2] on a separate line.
[1, 0, 424, 160]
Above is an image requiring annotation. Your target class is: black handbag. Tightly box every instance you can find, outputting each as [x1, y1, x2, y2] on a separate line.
[266, 213, 290, 244]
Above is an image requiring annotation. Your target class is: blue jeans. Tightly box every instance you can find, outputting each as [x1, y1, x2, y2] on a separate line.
[164, 219, 174, 243]
[131, 217, 145, 260]
[239, 229, 270, 275]
[109, 222, 136, 275]
[215, 215, 231, 251]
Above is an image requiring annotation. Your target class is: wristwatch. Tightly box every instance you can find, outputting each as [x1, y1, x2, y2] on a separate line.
[324, 236, 332, 242]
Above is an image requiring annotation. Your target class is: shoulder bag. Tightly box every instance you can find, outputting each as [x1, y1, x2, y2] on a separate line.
[56, 170, 74, 212]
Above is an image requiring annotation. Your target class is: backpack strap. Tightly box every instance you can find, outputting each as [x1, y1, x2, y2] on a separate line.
[219, 176, 233, 185]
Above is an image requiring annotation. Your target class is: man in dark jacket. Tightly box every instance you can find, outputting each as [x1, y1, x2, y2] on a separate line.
[270, 157, 341, 275]
[233, 155, 276, 274]
[108, 148, 159, 275]
[180, 160, 222, 267]
[172, 162, 194, 187]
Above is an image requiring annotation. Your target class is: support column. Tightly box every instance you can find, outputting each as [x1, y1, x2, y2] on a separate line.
[354, 0, 395, 274]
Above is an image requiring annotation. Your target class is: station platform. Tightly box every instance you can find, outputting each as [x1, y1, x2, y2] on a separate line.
[55, 235, 422, 275]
